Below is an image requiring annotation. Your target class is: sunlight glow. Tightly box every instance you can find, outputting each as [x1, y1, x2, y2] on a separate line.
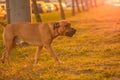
[104, 0, 120, 6]
[105, 0, 119, 3]
[113, 0, 119, 2]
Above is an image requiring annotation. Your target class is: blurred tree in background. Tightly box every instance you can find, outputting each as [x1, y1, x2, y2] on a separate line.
[58, 0, 66, 19]
[75, 0, 81, 12]
[32, 0, 42, 22]
[80, 0, 85, 11]
[72, 0, 75, 16]
[84, 0, 89, 11]
[93, 0, 97, 7]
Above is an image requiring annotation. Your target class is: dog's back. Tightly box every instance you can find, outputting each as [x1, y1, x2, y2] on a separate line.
[3, 22, 52, 46]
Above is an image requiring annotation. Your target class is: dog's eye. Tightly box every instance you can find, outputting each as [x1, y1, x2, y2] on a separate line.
[65, 23, 71, 28]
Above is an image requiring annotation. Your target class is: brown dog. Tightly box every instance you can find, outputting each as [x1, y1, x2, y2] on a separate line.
[1, 20, 76, 65]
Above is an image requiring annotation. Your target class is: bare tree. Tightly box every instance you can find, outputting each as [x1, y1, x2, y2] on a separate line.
[89, 0, 97, 7]
[72, 0, 75, 16]
[89, 0, 93, 7]
[75, 0, 80, 12]
[58, 0, 65, 20]
[93, 0, 97, 7]
[81, 0, 89, 11]
[80, 0, 85, 11]
[32, 0, 42, 22]
[84, 0, 89, 11]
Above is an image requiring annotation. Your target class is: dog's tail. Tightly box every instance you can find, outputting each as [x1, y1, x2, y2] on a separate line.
[0, 22, 7, 27]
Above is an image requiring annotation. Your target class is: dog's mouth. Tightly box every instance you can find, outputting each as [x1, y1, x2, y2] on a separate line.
[65, 28, 76, 37]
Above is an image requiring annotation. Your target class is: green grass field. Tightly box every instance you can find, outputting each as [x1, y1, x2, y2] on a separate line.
[0, 6, 120, 80]
[32, 10, 72, 22]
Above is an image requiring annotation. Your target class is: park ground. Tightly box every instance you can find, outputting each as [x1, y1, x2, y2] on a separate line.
[0, 5, 120, 80]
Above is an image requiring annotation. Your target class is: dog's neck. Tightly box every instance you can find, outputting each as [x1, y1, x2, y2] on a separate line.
[53, 28, 60, 38]
[48, 23, 60, 39]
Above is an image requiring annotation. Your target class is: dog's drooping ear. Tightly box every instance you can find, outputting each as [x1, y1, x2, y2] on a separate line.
[54, 22, 60, 30]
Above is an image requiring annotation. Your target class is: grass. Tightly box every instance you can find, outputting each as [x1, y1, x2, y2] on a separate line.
[0, 5, 120, 80]
[32, 10, 72, 22]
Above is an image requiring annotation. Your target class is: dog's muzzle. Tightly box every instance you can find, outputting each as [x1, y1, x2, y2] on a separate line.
[65, 28, 76, 37]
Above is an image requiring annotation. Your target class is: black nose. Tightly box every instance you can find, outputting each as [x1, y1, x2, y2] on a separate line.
[72, 28, 76, 33]
[65, 28, 76, 37]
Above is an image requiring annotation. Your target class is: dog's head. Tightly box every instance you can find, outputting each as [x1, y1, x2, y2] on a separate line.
[53, 20, 76, 37]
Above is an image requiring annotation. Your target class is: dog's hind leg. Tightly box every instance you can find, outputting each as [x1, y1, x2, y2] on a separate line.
[34, 46, 43, 64]
[1, 40, 16, 65]
[1, 48, 7, 63]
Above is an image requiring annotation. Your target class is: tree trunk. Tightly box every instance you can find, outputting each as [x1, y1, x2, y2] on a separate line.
[58, 0, 65, 20]
[94, 0, 97, 7]
[75, 0, 80, 12]
[6, 0, 31, 23]
[6, 0, 10, 23]
[72, 0, 75, 16]
[32, 0, 42, 22]
[84, 0, 89, 11]
[89, 0, 93, 7]
[81, 0, 85, 11]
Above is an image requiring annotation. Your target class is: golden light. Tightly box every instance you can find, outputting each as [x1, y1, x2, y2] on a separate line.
[112, 0, 120, 7]
[113, 0, 119, 2]
[104, 0, 120, 7]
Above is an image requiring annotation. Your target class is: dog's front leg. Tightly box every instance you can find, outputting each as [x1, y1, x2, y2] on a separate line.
[44, 44, 63, 64]
[34, 46, 43, 64]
